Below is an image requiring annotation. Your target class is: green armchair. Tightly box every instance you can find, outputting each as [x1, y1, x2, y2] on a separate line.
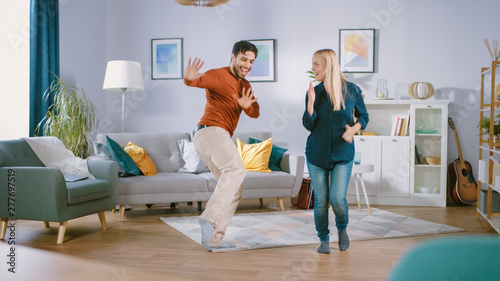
[0, 138, 118, 244]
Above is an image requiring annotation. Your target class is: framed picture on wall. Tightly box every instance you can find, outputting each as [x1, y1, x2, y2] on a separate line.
[245, 39, 276, 82]
[151, 38, 183, 79]
[339, 29, 375, 73]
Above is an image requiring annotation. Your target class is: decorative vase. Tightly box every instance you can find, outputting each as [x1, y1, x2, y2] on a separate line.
[376, 79, 389, 99]
[408, 82, 434, 100]
[494, 135, 500, 150]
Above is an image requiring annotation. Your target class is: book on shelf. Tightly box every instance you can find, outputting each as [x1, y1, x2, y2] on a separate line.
[396, 117, 402, 136]
[415, 145, 423, 164]
[404, 110, 411, 136]
[399, 118, 406, 136]
[391, 112, 411, 136]
[390, 117, 400, 136]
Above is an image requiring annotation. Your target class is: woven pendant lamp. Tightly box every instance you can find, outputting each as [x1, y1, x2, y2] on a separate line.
[173, 0, 230, 7]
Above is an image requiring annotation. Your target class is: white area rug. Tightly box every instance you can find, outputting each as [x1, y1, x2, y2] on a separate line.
[160, 208, 463, 252]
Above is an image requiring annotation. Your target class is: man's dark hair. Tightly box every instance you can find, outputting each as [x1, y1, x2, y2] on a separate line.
[232, 40, 258, 58]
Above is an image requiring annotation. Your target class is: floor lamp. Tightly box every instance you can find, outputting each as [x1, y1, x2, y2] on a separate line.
[103, 60, 144, 133]
[103, 60, 144, 212]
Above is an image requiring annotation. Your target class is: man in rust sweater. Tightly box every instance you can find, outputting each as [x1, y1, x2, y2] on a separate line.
[183, 41, 260, 251]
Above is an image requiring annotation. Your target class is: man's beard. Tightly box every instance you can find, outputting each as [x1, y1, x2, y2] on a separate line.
[232, 64, 247, 79]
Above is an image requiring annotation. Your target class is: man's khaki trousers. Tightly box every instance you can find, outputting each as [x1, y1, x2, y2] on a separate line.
[194, 126, 245, 247]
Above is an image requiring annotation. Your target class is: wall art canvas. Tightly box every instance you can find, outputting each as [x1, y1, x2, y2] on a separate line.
[151, 38, 183, 79]
[246, 39, 276, 82]
[339, 29, 375, 73]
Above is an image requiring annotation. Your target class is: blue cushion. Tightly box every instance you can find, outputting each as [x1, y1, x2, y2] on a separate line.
[248, 137, 288, 171]
[105, 136, 141, 175]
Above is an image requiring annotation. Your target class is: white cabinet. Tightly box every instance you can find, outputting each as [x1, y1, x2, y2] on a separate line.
[380, 137, 410, 196]
[348, 137, 379, 196]
[348, 136, 410, 197]
[347, 100, 449, 207]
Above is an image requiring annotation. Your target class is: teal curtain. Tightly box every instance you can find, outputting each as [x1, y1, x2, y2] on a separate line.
[29, 0, 59, 136]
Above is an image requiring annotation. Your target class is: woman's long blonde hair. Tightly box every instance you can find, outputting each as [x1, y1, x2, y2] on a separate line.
[315, 49, 346, 111]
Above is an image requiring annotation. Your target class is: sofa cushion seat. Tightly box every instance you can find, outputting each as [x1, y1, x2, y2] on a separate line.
[66, 179, 112, 205]
[243, 171, 295, 190]
[116, 172, 210, 195]
[199, 171, 295, 192]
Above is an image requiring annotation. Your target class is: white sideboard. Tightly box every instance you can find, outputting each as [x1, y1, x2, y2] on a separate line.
[347, 99, 450, 207]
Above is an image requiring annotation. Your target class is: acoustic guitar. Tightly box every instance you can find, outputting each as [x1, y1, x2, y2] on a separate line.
[447, 118, 477, 205]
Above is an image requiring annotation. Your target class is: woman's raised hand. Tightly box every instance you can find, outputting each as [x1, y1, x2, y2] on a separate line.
[307, 81, 316, 116]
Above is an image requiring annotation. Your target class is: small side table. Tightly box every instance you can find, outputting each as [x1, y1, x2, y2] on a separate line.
[352, 163, 374, 215]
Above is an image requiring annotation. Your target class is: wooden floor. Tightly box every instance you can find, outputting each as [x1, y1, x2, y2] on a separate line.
[0, 199, 496, 281]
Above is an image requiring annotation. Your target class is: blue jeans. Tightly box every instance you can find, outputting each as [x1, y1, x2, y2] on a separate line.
[307, 160, 353, 242]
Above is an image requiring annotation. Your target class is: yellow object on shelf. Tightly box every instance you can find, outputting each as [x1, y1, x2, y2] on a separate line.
[424, 157, 440, 165]
[362, 132, 376, 136]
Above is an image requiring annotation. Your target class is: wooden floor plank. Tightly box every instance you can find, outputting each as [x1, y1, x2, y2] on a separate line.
[0, 199, 492, 281]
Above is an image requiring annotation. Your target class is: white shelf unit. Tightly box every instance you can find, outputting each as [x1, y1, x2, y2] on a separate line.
[477, 61, 500, 235]
[347, 99, 449, 207]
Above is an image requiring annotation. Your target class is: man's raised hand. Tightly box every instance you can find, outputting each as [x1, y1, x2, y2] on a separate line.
[234, 87, 258, 109]
[184, 57, 205, 81]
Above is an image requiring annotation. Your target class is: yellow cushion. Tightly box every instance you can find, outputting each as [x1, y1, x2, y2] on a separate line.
[124, 142, 157, 176]
[236, 138, 272, 173]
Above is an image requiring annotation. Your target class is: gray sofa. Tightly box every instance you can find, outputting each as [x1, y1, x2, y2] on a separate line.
[95, 131, 305, 221]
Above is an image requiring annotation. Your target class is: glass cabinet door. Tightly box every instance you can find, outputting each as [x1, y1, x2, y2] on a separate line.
[412, 104, 446, 196]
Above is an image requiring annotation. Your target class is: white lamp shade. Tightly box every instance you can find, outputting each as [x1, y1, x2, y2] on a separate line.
[103, 60, 144, 91]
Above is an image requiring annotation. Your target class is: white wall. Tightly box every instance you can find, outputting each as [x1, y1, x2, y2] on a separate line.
[0, 1, 29, 140]
[59, 0, 107, 139]
[59, 0, 500, 173]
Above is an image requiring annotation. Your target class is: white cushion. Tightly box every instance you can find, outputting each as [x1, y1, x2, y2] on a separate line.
[177, 139, 209, 173]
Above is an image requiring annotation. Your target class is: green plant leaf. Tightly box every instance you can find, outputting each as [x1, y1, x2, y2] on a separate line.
[306, 70, 316, 81]
[478, 114, 500, 136]
[36, 76, 98, 158]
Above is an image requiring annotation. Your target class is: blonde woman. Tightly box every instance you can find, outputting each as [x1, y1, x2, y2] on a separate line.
[302, 49, 369, 253]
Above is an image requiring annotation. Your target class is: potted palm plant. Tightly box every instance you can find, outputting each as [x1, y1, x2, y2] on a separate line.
[478, 114, 500, 145]
[36, 77, 98, 158]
